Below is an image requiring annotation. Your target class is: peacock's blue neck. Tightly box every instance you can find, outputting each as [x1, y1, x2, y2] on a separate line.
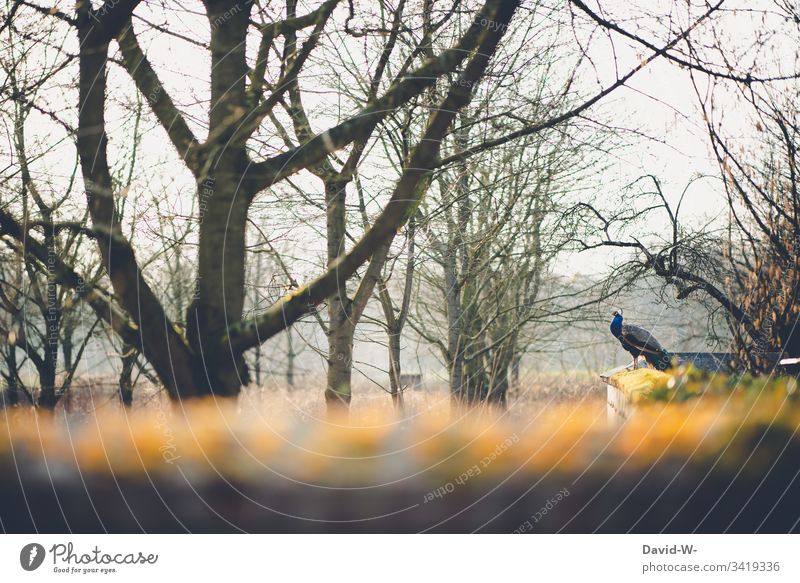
[610, 315, 623, 338]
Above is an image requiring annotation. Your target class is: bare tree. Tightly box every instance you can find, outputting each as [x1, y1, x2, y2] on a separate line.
[411, 124, 590, 406]
[0, 0, 522, 408]
[0, 18, 101, 407]
[1, 0, 772, 409]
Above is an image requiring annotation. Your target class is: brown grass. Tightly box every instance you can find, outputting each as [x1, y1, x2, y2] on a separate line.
[23, 369, 606, 424]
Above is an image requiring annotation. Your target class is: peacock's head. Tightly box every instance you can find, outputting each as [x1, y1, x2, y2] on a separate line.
[610, 308, 624, 336]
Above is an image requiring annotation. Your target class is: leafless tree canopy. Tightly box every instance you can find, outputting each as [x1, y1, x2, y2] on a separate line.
[0, 0, 798, 411]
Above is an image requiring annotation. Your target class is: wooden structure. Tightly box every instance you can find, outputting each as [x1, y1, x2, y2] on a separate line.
[602, 366, 669, 424]
[602, 352, 738, 425]
[601, 351, 791, 424]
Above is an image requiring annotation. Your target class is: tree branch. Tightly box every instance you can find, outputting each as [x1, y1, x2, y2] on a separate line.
[244, 0, 514, 194]
[116, 19, 201, 170]
[227, 0, 522, 352]
[434, 0, 726, 168]
[0, 208, 142, 349]
[570, 0, 800, 84]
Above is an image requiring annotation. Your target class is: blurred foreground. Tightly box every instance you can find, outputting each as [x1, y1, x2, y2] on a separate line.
[1, 371, 798, 533]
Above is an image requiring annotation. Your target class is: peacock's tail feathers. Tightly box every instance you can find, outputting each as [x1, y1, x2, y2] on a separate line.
[644, 350, 673, 371]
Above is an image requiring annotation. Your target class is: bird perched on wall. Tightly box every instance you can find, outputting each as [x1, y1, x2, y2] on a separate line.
[610, 309, 672, 371]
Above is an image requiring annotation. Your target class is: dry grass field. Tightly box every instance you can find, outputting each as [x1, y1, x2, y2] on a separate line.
[35, 369, 606, 425]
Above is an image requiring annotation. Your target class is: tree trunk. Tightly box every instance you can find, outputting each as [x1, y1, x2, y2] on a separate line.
[511, 351, 521, 393]
[36, 360, 58, 408]
[448, 119, 471, 405]
[326, 315, 354, 411]
[3, 349, 20, 406]
[37, 327, 59, 409]
[187, 158, 251, 396]
[464, 354, 488, 403]
[445, 255, 464, 402]
[187, 1, 253, 394]
[286, 328, 295, 388]
[387, 326, 405, 411]
[62, 328, 73, 373]
[324, 178, 353, 411]
[189, 3, 254, 384]
[118, 343, 136, 407]
[377, 217, 414, 414]
[487, 370, 509, 408]
[253, 343, 263, 387]
[77, 24, 200, 401]
[486, 340, 514, 408]
[37, 222, 60, 409]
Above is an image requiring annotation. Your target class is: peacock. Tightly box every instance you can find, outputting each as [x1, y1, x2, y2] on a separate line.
[610, 309, 672, 371]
